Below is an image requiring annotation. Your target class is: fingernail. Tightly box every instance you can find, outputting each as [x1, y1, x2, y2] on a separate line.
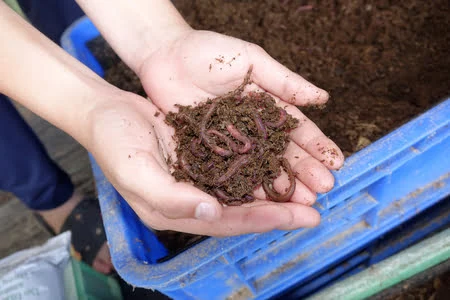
[195, 202, 218, 221]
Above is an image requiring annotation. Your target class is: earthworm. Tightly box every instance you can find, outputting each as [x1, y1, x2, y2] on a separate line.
[200, 102, 232, 157]
[262, 157, 295, 202]
[180, 152, 198, 180]
[235, 65, 253, 94]
[211, 65, 253, 103]
[226, 124, 252, 154]
[253, 112, 267, 139]
[206, 161, 215, 170]
[206, 129, 235, 156]
[190, 138, 207, 158]
[296, 5, 313, 13]
[199, 64, 253, 153]
[176, 112, 196, 126]
[265, 108, 288, 128]
[214, 189, 254, 206]
[214, 189, 231, 200]
[217, 154, 251, 184]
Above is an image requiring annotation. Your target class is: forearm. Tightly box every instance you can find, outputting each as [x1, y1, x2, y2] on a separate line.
[75, 0, 192, 73]
[0, 3, 112, 146]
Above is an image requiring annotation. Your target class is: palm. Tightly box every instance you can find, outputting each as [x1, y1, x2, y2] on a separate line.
[139, 30, 345, 201]
[140, 31, 254, 113]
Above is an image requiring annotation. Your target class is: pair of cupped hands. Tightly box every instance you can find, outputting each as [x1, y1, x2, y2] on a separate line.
[87, 29, 344, 237]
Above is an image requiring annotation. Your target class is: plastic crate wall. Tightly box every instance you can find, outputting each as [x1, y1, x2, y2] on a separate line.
[279, 195, 450, 299]
[61, 17, 450, 300]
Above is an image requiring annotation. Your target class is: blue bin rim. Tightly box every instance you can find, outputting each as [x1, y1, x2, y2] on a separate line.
[61, 16, 450, 288]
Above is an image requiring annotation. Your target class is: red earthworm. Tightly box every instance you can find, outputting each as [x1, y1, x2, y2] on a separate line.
[214, 189, 231, 200]
[265, 108, 287, 128]
[262, 157, 295, 202]
[190, 138, 207, 158]
[217, 154, 251, 184]
[206, 161, 215, 170]
[226, 124, 252, 154]
[296, 5, 313, 13]
[214, 189, 254, 206]
[175, 112, 196, 126]
[200, 102, 232, 157]
[253, 112, 267, 139]
[206, 129, 235, 156]
[180, 152, 198, 180]
[226, 200, 243, 206]
[244, 194, 255, 201]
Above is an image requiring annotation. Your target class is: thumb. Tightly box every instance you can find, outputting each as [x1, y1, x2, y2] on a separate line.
[127, 159, 223, 221]
[151, 180, 223, 221]
[247, 43, 329, 106]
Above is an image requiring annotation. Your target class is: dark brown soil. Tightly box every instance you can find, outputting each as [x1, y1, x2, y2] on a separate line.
[165, 69, 298, 204]
[376, 267, 450, 300]
[87, 38, 146, 98]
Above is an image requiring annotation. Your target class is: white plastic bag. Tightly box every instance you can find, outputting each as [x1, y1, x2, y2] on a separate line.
[0, 232, 71, 300]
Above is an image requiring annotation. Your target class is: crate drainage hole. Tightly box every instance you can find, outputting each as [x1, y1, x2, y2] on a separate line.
[253, 248, 262, 255]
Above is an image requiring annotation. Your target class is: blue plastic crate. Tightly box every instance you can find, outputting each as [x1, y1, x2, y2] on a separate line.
[61, 16, 450, 300]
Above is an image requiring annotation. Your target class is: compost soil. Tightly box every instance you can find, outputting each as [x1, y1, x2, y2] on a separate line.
[380, 268, 450, 300]
[165, 70, 298, 204]
[87, 0, 450, 257]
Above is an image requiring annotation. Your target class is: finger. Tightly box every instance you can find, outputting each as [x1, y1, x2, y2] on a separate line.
[119, 153, 223, 222]
[275, 202, 320, 231]
[247, 43, 329, 106]
[284, 142, 335, 193]
[141, 202, 320, 236]
[92, 244, 114, 274]
[273, 100, 345, 170]
[253, 172, 317, 206]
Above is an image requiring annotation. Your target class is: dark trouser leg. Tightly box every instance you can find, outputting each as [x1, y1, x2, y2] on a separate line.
[0, 96, 74, 210]
[0, 0, 85, 209]
[17, 0, 85, 43]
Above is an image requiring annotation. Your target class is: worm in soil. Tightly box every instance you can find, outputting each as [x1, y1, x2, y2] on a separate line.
[253, 112, 268, 139]
[262, 157, 296, 202]
[265, 108, 288, 128]
[190, 138, 207, 158]
[226, 124, 252, 154]
[216, 154, 251, 184]
[206, 129, 235, 157]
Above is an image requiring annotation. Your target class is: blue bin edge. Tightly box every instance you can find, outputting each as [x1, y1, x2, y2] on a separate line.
[61, 16, 450, 299]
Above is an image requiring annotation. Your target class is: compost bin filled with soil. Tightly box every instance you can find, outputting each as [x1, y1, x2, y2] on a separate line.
[87, 0, 450, 254]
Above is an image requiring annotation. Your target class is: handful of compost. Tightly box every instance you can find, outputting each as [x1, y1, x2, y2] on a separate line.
[166, 67, 299, 206]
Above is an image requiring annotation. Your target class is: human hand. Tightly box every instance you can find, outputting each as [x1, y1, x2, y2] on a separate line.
[86, 90, 323, 236]
[138, 30, 345, 208]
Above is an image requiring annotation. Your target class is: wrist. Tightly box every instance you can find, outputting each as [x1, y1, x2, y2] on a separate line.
[76, 0, 193, 75]
[135, 24, 193, 75]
